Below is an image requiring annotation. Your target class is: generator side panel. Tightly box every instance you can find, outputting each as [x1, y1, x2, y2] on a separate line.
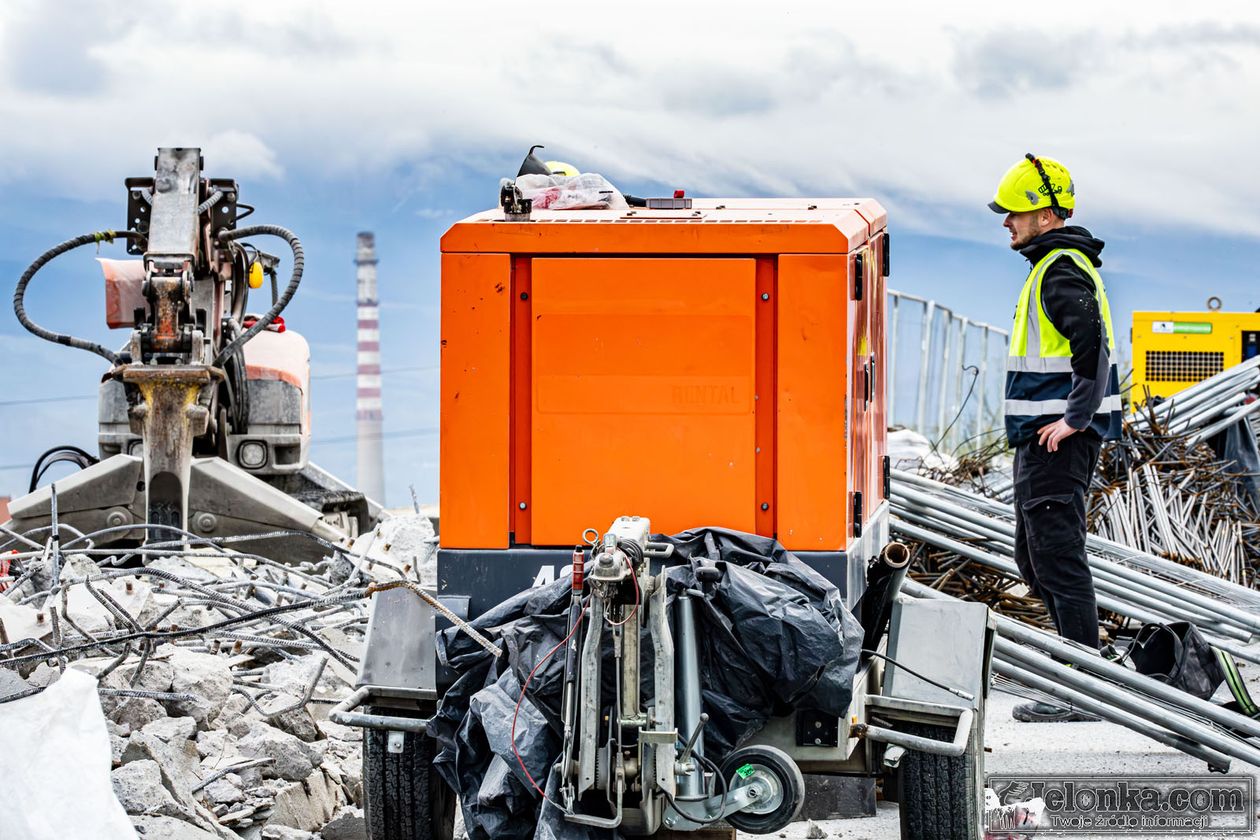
[528, 257, 759, 544]
[439, 252, 513, 548]
[776, 254, 850, 551]
[866, 233, 889, 515]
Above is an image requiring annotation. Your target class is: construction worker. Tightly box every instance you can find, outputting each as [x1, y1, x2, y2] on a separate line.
[991, 154, 1122, 722]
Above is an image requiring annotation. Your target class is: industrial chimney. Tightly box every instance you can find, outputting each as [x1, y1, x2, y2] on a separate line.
[355, 232, 385, 504]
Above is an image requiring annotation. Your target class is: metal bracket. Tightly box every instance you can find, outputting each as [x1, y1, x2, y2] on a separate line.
[796, 709, 839, 747]
[328, 685, 435, 733]
[662, 783, 762, 831]
[386, 731, 406, 754]
[855, 694, 973, 757]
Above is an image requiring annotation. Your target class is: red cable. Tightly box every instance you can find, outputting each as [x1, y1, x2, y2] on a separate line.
[511, 551, 641, 804]
[511, 601, 587, 804]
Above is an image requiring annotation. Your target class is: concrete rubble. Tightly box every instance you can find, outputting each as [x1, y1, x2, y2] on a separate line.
[0, 513, 438, 839]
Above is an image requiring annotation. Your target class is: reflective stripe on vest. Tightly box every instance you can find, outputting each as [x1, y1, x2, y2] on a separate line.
[1005, 394, 1123, 416]
[1005, 247, 1118, 422]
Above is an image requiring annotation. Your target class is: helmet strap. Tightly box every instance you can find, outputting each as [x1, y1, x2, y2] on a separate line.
[1025, 153, 1069, 219]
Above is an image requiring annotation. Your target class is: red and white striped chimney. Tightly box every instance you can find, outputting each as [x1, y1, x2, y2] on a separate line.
[355, 232, 385, 503]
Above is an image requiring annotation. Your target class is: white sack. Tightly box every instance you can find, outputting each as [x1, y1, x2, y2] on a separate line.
[0, 668, 138, 840]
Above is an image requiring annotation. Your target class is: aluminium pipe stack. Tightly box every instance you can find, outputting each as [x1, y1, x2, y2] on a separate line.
[902, 579, 1260, 770]
[1133, 355, 1260, 432]
[892, 517, 1254, 647]
[989, 660, 1232, 770]
[891, 482, 1260, 638]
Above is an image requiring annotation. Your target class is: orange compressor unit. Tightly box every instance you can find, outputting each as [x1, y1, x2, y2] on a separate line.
[438, 198, 890, 615]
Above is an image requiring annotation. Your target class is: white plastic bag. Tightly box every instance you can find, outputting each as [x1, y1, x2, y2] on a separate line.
[0, 669, 139, 839]
[512, 173, 629, 211]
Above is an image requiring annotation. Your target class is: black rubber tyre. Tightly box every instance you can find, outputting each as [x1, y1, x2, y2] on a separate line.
[897, 722, 981, 840]
[719, 744, 806, 834]
[363, 715, 456, 840]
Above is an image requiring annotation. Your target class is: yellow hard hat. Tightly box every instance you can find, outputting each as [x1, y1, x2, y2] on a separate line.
[989, 153, 1075, 217]
[545, 160, 579, 177]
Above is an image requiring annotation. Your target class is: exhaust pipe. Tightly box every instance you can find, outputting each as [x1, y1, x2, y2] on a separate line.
[859, 542, 912, 652]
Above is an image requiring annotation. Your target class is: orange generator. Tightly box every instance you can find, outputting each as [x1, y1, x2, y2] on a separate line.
[438, 198, 890, 615]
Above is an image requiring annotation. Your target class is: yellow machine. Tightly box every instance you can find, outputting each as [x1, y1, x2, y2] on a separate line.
[1131, 309, 1260, 407]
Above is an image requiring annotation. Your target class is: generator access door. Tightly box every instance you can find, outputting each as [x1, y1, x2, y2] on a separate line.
[529, 258, 758, 544]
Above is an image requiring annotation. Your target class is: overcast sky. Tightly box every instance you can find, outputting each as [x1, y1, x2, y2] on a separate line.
[2, 1, 1258, 504]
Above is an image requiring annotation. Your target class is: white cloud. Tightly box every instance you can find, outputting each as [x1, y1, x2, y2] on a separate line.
[203, 131, 283, 180]
[1, 1, 1259, 237]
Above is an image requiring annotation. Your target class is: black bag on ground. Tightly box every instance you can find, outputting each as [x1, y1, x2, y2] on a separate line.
[1127, 621, 1225, 700]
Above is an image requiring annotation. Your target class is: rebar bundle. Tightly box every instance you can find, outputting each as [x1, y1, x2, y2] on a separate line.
[0, 513, 417, 704]
[907, 541, 1054, 631]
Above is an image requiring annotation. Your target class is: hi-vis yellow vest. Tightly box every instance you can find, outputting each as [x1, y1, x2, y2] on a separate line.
[1005, 248, 1121, 439]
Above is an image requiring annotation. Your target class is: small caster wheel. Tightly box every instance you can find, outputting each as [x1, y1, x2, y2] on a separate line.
[719, 744, 805, 834]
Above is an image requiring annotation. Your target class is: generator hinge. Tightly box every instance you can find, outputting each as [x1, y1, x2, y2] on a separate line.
[881, 233, 891, 277]
[852, 491, 863, 538]
[854, 253, 864, 301]
[863, 357, 873, 407]
[883, 455, 891, 498]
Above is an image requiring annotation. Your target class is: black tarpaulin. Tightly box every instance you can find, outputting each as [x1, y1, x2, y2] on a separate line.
[429, 528, 863, 840]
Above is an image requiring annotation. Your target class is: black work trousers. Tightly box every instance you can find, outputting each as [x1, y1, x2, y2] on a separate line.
[1012, 430, 1102, 650]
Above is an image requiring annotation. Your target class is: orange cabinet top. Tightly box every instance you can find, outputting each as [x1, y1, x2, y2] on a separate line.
[441, 198, 887, 255]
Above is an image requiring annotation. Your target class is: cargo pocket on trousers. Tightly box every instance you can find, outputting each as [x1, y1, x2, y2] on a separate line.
[1020, 493, 1084, 556]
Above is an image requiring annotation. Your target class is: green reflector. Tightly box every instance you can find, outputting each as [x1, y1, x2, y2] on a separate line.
[736, 763, 757, 779]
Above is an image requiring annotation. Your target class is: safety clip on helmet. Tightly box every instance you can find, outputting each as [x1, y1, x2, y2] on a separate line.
[989, 153, 1074, 219]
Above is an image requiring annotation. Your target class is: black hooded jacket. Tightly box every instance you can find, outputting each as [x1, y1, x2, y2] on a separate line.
[1016, 225, 1111, 435]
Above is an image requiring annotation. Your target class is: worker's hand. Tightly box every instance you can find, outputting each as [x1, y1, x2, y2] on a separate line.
[1037, 419, 1078, 452]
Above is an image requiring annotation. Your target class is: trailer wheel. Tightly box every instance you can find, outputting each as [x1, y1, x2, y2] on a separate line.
[897, 722, 980, 840]
[363, 714, 456, 840]
[720, 745, 806, 834]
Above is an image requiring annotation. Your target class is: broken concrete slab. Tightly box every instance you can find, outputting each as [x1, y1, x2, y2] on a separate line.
[320, 805, 366, 840]
[0, 602, 51, 647]
[141, 715, 197, 744]
[261, 825, 318, 840]
[266, 768, 342, 832]
[0, 663, 32, 701]
[131, 815, 224, 840]
[202, 773, 246, 807]
[110, 696, 169, 730]
[237, 722, 324, 781]
[111, 655, 177, 694]
[263, 692, 321, 742]
[26, 661, 61, 688]
[164, 648, 233, 727]
[112, 759, 193, 818]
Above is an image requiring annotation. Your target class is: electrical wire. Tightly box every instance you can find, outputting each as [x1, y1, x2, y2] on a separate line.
[604, 555, 641, 627]
[511, 600, 587, 806]
[930, 364, 980, 456]
[662, 747, 729, 827]
[860, 648, 976, 702]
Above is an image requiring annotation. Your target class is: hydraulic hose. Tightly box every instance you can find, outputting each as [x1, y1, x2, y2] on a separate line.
[13, 230, 142, 365]
[213, 224, 304, 367]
